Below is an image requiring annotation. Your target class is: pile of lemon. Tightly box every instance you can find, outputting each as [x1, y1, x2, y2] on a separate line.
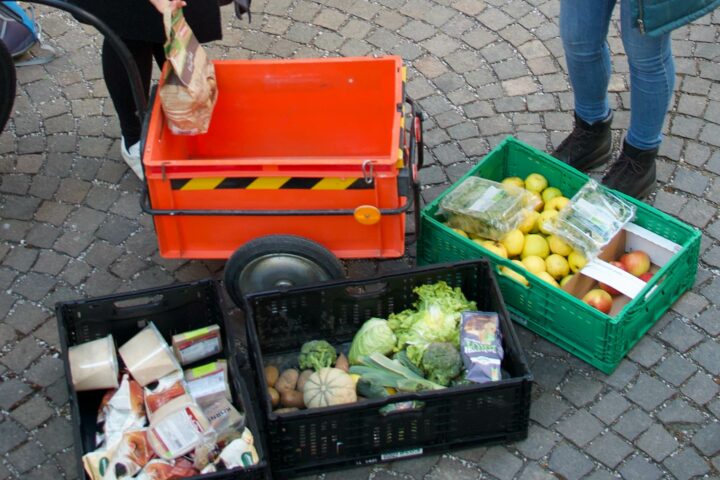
[448, 173, 586, 288]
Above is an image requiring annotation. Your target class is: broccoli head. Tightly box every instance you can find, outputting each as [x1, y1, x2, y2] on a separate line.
[298, 340, 337, 371]
[421, 342, 462, 386]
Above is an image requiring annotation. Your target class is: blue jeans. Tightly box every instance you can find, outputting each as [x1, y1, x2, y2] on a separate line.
[560, 0, 675, 150]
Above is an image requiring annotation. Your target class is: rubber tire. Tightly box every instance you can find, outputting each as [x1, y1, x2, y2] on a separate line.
[224, 235, 345, 308]
[0, 40, 16, 134]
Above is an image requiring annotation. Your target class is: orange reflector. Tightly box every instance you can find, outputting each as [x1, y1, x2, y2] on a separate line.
[354, 205, 381, 225]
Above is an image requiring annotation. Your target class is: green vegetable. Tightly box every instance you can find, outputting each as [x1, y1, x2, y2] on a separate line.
[349, 352, 445, 393]
[421, 342, 462, 386]
[393, 351, 424, 377]
[387, 282, 476, 366]
[356, 377, 390, 399]
[298, 340, 337, 371]
[348, 318, 397, 365]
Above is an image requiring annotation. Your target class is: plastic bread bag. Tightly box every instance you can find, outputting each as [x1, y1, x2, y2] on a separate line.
[214, 428, 259, 470]
[102, 429, 155, 479]
[172, 325, 222, 366]
[147, 397, 215, 460]
[98, 374, 147, 450]
[438, 176, 540, 240]
[202, 397, 245, 444]
[158, 8, 218, 135]
[545, 179, 636, 260]
[144, 371, 189, 420]
[460, 311, 503, 383]
[135, 458, 199, 480]
[119, 322, 182, 387]
[184, 360, 231, 407]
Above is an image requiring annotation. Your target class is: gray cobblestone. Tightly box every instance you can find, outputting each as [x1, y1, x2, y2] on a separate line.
[637, 424, 679, 462]
[0, 420, 26, 454]
[514, 426, 558, 460]
[559, 374, 602, 407]
[663, 448, 710, 479]
[590, 391, 631, 425]
[655, 354, 698, 387]
[556, 410, 603, 447]
[619, 455, 664, 480]
[477, 447, 523, 480]
[614, 408, 653, 441]
[7, 441, 46, 474]
[627, 337, 666, 367]
[626, 374, 675, 411]
[657, 398, 706, 425]
[586, 432, 634, 469]
[530, 393, 570, 428]
[690, 340, 720, 375]
[548, 443, 593, 480]
[694, 306, 720, 335]
[0, 336, 43, 373]
[0, 379, 33, 410]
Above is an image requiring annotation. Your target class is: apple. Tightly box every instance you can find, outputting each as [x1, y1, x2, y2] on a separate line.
[620, 250, 651, 277]
[521, 255, 547, 274]
[547, 235, 573, 257]
[500, 265, 529, 286]
[544, 196, 570, 212]
[568, 251, 587, 273]
[560, 274, 574, 287]
[530, 192, 544, 212]
[518, 210, 540, 234]
[546, 254, 570, 280]
[599, 261, 625, 296]
[502, 176, 525, 189]
[479, 240, 509, 259]
[522, 234, 550, 259]
[537, 210, 559, 235]
[501, 229, 525, 257]
[537, 271, 560, 288]
[525, 173, 548, 193]
[582, 289, 613, 314]
[639, 272, 654, 282]
[541, 187, 563, 204]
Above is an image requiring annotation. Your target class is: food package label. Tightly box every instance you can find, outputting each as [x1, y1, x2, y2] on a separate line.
[172, 325, 222, 365]
[149, 404, 211, 459]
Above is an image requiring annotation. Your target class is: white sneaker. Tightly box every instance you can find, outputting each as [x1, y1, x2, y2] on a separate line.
[120, 137, 144, 180]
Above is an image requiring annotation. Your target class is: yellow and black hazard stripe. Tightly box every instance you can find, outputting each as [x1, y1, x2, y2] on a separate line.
[170, 177, 375, 191]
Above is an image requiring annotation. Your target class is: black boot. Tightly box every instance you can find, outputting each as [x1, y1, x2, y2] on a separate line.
[601, 140, 657, 199]
[552, 111, 613, 171]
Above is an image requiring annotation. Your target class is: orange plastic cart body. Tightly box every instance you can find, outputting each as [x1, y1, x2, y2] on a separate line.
[143, 56, 408, 259]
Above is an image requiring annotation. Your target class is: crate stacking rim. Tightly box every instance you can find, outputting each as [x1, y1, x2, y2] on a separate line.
[419, 136, 702, 374]
[141, 56, 418, 260]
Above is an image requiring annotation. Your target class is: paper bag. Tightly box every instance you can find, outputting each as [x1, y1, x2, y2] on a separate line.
[159, 8, 217, 135]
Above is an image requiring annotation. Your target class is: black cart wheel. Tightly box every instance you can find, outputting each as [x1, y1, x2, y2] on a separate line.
[0, 40, 16, 133]
[224, 235, 345, 307]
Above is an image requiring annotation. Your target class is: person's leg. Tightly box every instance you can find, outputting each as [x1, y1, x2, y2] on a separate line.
[601, 0, 674, 198]
[552, 0, 617, 170]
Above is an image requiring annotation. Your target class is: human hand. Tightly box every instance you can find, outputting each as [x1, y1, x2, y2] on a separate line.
[148, 0, 187, 13]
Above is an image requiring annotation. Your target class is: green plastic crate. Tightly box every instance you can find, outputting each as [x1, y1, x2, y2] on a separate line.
[419, 136, 701, 374]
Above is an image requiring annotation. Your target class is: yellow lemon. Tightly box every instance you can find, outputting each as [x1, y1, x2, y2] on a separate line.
[521, 255, 547, 274]
[525, 173, 548, 193]
[518, 210, 540, 234]
[537, 271, 560, 287]
[547, 234, 573, 256]
[500, 229, 525, 257]
[546, 254, 570, 279]
[545, 196, 570, 212]
[502, 176, 525, 189]
[522, 234, 550, 259]
[479, 240, 508, 259]
[537, 210, 559, 235]
[541, 187, 563, 204]
[568, 251, 587, 273]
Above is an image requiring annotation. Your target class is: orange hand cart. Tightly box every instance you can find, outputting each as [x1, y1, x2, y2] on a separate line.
[139, 56, 424, 306]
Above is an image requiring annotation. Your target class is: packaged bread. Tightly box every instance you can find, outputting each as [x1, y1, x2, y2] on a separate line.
[69, 334, 119, 391]
[172, 325, 222, 365]
[147, 399, 214, 459]
[184, 360, 231, 407]
[144, 371, 189, 420]
[135, 458, 199, 480]
[216, 428, 260, 470]
[119, 323, 181, 387]
[98, 374, 147, 450]
[102, 429, 154, 479]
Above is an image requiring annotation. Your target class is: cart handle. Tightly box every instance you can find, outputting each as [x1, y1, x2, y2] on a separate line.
[15, 0, 148, 116]
[403, 96, 424, 245]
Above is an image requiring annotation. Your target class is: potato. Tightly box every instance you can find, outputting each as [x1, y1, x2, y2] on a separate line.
[335, 353, 349, 372]
[296, 369, 314, 393]
[264, 365, 280, 388]
[268, 387, 280, 407]
[280, 389, 305, 408]
[275, 368, 299, 393]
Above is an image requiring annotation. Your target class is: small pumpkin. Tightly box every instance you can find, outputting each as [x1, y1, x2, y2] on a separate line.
[303, 367, 357, 409]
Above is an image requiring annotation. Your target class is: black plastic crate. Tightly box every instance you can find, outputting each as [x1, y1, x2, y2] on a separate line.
[56, 279, 271, 480]
[243, 259, 533, 479]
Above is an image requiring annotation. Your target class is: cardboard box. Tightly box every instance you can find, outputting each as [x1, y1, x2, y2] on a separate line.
[562, 222, 682, 316]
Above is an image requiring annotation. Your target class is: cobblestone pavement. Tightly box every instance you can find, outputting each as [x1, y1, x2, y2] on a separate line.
[0, 0, 718, 478]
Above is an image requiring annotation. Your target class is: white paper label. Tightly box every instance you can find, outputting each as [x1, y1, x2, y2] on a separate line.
[468, 186, 502, 213]
[187, 371, 227, 401]
[179, 337, 221, 364]
[153, 407, 204, 456]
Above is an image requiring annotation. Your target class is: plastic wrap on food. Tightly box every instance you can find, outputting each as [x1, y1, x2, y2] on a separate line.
[119, 322, 182, 387]
[545, 179, 635, 260]
[99, 374, 147, 450]
[102, 429, 154, 479]
[202, 397, 245, 445]
[184, 360, 231, 407]
[439, 176, 540, 240]
[460, 311, 504, 383]
[135, 458, 199, 480]
[145, 371, 189, 420]
[172, 325, 222, 365]
[216, 428, 259, 470]
[148, 399, 214, 459]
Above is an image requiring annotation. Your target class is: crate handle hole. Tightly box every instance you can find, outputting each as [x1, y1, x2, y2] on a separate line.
[113, 294, 164, 310]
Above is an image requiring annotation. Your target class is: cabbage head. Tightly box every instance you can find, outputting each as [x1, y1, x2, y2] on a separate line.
[348, 318, 397, 365]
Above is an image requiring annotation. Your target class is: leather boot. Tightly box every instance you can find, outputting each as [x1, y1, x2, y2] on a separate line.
[552, 111, 613, 171]
[601, 139, 657, 199]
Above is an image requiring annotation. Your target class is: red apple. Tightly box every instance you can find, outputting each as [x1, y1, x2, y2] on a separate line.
[639, 272, 654, 282]
[582, 289, 613, 314]
[599, 261, 626, 296]
[620, 250, 651, 277]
